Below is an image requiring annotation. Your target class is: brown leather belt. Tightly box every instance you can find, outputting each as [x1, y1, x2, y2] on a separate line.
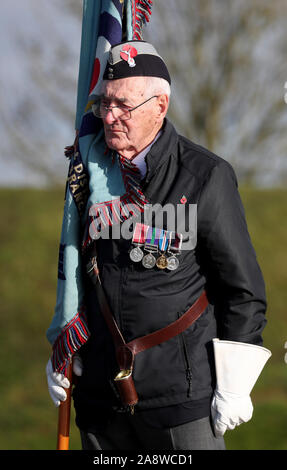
[86, 254, 208, 411]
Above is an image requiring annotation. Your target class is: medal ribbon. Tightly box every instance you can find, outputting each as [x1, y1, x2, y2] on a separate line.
[132, 223, 149, 245]
[168, 231, 183, 253]
[133, 225, 182, 254]
[159, 229, 169, 252]
[145, 226, 158, 251]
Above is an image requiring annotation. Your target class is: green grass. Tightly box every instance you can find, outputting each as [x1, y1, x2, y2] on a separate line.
[0, 186, 286, 450]
[0, 187, 81, 450]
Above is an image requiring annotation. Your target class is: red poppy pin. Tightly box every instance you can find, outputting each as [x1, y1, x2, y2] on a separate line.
[180, 195, 187, 204]
[120, 45, 138, 68]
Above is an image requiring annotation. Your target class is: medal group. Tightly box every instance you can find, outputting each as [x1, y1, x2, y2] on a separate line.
[129, 223, 182, 271]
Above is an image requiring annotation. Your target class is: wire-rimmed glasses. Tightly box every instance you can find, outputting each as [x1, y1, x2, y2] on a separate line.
[92, 95, 159, 120]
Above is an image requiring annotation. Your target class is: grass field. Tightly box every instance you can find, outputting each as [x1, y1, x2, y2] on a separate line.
[0, 186, 286, 450]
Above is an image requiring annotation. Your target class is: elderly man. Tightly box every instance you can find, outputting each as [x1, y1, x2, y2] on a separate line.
[46, 40, 271, 450]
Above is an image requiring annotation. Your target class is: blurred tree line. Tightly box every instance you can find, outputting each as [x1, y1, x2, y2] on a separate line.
[1, 0, 286, 186]
[145, 0, 287, 185]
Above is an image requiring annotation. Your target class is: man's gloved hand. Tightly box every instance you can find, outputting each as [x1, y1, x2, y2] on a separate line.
[211, 338, 271, 437]
[46, 353, 83, 407]
[211, 389, 253, 437]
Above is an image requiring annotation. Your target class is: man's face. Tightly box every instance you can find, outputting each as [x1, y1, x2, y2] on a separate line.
[101, 77, 166, 159]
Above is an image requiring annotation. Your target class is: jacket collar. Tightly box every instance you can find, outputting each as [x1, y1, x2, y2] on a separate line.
[144, 118, 178, 185]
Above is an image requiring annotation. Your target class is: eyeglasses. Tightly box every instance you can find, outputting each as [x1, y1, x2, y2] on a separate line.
[92, 95, 159, 120]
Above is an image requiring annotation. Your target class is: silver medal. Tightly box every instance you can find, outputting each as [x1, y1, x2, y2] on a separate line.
[129, 246, 144, 262]
[142, 253, 156, 269]
[166, 255, 179, 271]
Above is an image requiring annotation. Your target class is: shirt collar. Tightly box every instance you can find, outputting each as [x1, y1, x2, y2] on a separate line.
[131, 131, 162, 179]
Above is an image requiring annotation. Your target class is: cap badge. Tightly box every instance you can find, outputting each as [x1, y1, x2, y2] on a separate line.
[120, 45, 138, 68]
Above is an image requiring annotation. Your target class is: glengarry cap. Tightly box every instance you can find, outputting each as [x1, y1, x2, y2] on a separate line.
[103, 40, 171, 84]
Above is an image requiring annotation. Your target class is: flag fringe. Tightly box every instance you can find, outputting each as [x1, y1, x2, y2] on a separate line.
[132, 0, 153, 40]
[51, 309, 90, 376]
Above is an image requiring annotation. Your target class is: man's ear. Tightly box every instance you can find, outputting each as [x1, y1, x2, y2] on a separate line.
[157, 94, 169, 120]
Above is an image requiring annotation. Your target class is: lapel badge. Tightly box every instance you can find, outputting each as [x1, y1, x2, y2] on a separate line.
[180, 195, 187, 204]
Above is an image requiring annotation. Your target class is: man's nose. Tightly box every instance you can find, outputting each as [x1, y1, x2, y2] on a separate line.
[103, 108, 117, 125]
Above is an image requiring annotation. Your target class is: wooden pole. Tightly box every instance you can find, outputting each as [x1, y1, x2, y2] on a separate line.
[56, 360, 73, 450]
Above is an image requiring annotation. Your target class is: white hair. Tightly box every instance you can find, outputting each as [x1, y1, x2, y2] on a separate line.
[144, 76, 171, 99]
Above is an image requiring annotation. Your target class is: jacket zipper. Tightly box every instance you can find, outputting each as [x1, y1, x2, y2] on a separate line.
[178, 316, 192, 397]
[119, 264, 132, 333]
[182, 333, 192, 397]
[118, 267, 127, 333]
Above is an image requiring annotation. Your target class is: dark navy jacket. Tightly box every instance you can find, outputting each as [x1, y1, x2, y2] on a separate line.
[73, 119, 267, 430]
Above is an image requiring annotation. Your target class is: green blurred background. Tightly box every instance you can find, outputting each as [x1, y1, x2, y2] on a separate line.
[0, 186, 286, 450]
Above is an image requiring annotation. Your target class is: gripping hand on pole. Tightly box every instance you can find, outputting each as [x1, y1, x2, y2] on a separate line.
[46, 354, 83, 407]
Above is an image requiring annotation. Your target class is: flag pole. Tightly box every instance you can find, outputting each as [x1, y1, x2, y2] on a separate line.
[56, 359, 73, 450]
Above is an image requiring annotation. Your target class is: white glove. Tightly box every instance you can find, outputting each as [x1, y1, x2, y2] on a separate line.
[211, 390, 253, 436]
[211, 338, 271, 437]
[46, 353, 83, 407]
